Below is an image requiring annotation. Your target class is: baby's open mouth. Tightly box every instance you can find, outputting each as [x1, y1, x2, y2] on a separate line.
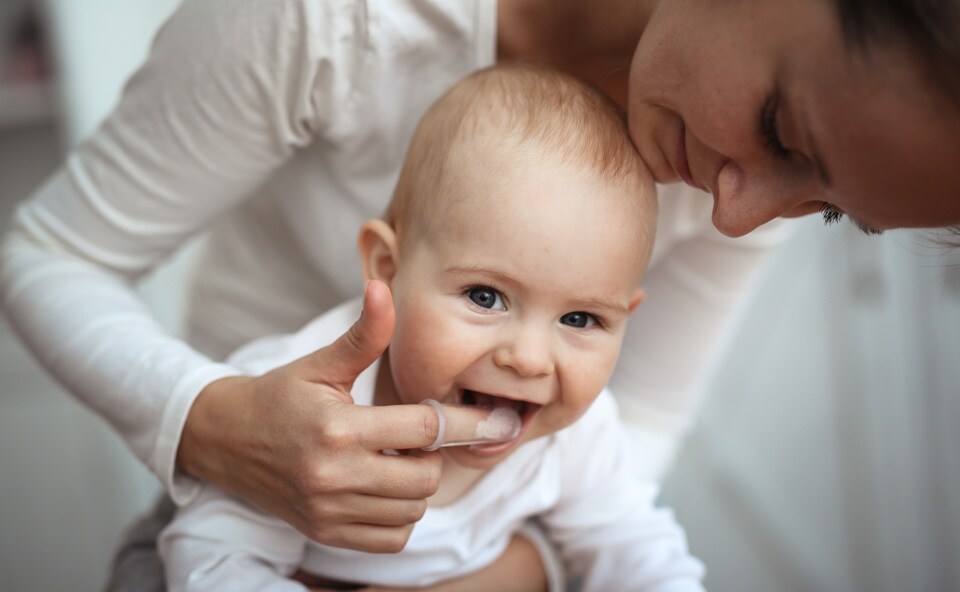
[458, 389, 541, 440]
[427, 390, 543, 455]
[460, 389, 530, 416]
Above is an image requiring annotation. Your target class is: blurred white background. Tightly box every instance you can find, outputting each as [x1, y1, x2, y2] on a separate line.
[0, 1, 958, 591]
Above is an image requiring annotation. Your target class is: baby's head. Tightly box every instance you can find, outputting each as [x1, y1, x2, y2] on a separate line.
[359, 63, 656, 468]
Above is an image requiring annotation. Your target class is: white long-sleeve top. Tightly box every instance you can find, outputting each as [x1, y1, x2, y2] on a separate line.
[0, 0, 788, 503]
[159, 298, 707, 592]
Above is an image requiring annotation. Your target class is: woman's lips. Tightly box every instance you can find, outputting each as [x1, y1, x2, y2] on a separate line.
[674, 122, 704, 191]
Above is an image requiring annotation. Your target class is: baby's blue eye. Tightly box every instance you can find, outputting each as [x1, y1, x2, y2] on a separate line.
[468, 287, 505, 310]
[560, 312, 595, 328]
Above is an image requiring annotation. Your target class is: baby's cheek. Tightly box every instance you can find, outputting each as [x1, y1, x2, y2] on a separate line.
[395, 318, 466, 378]
[567, 363, 615, 402]
[395, 311, 452, 356]
[536, 404, 587, 436]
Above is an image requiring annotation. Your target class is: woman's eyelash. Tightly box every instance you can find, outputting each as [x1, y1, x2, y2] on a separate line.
[761, 95, 791, 160]
[818, 202, 884, 235]
[819, 202, 845, 225]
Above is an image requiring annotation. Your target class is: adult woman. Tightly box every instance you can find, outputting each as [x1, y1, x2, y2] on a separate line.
[1, 0, 958, 589]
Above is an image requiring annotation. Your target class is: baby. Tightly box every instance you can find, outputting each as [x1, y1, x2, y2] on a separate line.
[160, 63, 705, 591]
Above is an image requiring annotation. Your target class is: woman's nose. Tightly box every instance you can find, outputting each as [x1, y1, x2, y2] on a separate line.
[492, 324, 554, 378]
[711, 160, 822, 237]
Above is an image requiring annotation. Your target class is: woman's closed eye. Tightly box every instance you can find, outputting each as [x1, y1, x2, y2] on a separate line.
[466, 286, 506, 311]
[760, 93, 793, 161]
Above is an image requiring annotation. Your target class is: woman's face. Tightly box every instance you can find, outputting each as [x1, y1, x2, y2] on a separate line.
[628, 0, 960, 236]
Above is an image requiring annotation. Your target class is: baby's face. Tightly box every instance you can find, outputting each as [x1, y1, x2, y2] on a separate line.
[385, 147, 652, 470]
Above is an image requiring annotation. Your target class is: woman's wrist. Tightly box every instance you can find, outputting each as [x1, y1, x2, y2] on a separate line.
[176, 374, 253, 483]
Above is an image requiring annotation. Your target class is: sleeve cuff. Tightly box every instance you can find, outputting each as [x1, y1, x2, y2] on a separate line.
[154, 362, 244, 505]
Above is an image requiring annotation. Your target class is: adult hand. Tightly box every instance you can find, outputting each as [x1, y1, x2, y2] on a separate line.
[177, 280, 445, 553]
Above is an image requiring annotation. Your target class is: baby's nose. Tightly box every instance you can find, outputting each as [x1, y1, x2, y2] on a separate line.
[492, 325, 554, 378]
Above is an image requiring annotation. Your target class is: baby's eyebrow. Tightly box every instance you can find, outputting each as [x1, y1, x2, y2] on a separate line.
[575, 296, 630, 315]
[445, 264, 499, 275]
[443, 264, 515, 287]
[443, 264, 511, 285]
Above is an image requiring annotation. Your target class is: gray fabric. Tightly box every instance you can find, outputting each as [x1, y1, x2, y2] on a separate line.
[103, 496, 174, 592]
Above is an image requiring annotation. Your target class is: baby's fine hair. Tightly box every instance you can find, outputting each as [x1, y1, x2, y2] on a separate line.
[385, 62, 647, 233]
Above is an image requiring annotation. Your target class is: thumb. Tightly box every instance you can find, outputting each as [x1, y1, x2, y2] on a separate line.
[301, 280, 395, 390]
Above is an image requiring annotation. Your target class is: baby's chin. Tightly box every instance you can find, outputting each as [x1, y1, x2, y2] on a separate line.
[439, 440, 520, 470]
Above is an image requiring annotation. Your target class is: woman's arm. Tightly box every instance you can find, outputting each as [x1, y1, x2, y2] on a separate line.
[610, 186, 792, 480]
[1, 0, 340, 498]
[0, 0, 444, 551]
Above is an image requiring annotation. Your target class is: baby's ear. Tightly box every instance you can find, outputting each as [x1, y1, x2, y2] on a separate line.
[627, 287, 645, 314]
[357, 219, 400, 284]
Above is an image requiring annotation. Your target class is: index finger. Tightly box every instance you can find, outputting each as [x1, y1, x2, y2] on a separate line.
[353, 403, 520, 451]
[353, 404, 443, 451]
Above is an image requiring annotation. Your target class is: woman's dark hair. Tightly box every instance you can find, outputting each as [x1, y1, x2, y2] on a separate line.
[837, 0, 960, 242]
[835, 0, 960, 102]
